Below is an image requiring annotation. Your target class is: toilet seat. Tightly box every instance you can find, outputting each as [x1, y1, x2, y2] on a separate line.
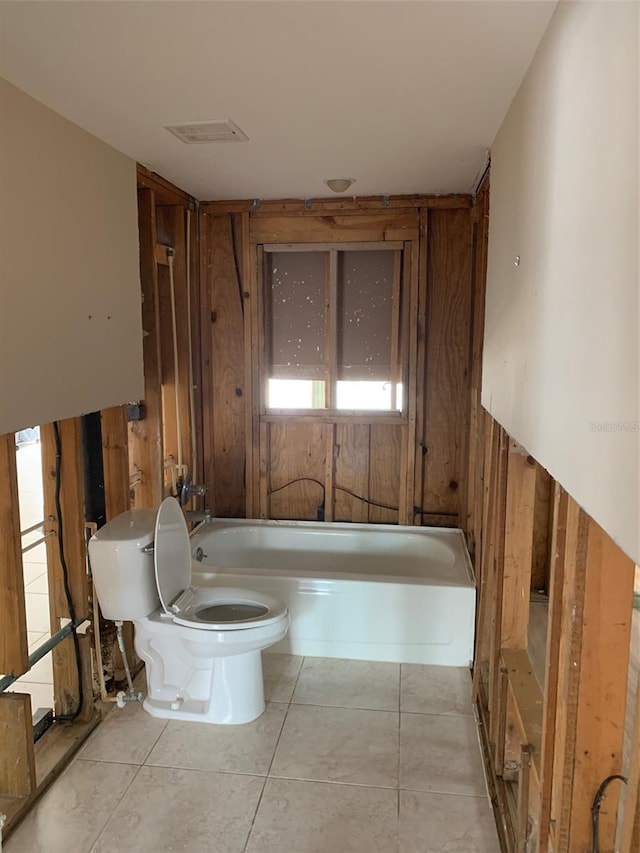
[154, 498, 286, 632]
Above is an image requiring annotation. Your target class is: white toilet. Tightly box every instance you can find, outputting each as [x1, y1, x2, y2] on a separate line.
[89, 497, 289, 724]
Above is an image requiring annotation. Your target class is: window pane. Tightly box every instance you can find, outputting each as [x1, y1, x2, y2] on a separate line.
[337, 250, 395, 382]
[267, 252, 326, 380]
[336, 381, 403, 411]
[268, 379, 326, 409]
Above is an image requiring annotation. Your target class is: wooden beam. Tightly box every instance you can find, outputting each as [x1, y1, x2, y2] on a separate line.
[200, 194, 472, 216]
[501, 444, 537, 649]
[401, 240, 419, 525]
[538, 485, 569, 852]
[412, 212, 428, 525]
[0, 433, 29, 676]
[567, 519, 635, 850]
[324, 423, 335, 522]
[129, 187, 164, 509]
[465, 181, 489, 555]
[549, 496, 589, 852]
[136, 163, 195, 207]
[250, 212, 419, 245]
[100, 406, 130, 518]
[488, 426, 509, 751]
[550, 505, 635, 852]
[41, 419, 89, 720]
[620, 673, 640, 852]
[241, 211, 256, 518]
[0, 693, 35, 797]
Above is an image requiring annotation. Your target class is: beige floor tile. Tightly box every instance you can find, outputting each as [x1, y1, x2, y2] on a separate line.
[399, 790, 500, 852]
[27, 630, 47, 651]
[271, 704, 399, 787]
[91, 766, 264, 853]
[26, 572, 50, 594]
[8, 681, 54, 712]
[400, 713, 487, 797]
[3, 759, 137, 853]
[263, 651, 303, 702]
[26, 592, 51, 634]
[246, 777, 398, 853]
[23, 562, 48, 586]
[401, 664, 473, 716]
[293, 657, 400, 711]
[22, 541, 48, 564]
[145, 701, 287, 775]
[21, 651, 53, 684]
[79, 701, 167, 764]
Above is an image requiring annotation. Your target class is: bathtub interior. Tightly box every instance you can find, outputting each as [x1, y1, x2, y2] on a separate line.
[191, 520, 473, 586]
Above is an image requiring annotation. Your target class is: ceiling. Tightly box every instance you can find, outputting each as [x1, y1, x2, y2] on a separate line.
[0, 1, 557, 201]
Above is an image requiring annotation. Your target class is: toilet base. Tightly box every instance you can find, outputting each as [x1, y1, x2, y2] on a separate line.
[140, 647, 266, 725]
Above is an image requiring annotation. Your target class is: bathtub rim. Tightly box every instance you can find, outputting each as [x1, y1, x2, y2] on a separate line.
[189, 519, 475, 588]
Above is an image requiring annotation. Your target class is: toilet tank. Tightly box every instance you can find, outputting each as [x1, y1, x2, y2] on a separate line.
[89, 509, 160, 621]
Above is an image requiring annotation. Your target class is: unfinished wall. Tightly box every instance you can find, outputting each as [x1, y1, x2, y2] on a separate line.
[0, 79, 143, 435]
[200, 197, 475, 524]
[482, 2, 639, 563]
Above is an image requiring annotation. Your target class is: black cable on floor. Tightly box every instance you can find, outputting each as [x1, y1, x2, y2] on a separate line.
[52, 421, 84, 722]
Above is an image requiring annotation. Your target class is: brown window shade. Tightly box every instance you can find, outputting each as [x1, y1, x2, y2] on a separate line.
[337, 250, 395, 381]
[267, 252, 327, 379]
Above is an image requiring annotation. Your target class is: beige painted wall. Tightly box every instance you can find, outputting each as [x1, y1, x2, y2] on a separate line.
[0, 78, 143, 435]
[483, 2, 639, 563]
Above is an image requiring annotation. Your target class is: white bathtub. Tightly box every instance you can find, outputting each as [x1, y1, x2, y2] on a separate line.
[190, 520, 475, 666]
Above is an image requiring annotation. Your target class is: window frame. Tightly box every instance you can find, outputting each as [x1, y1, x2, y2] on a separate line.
[259, 241, 410, 421]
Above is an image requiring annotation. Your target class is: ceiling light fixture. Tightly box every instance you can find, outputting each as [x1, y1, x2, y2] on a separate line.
[325, 178, 355, 193]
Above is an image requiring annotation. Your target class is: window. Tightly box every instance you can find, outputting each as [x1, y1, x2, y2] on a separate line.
[263, 244, 405, 413]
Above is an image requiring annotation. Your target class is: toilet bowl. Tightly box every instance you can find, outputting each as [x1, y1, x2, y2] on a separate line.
[89, 497, 289, 724]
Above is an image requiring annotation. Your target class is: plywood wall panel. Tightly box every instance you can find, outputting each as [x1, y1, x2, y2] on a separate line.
[202, 215, 246, 517]
[421, 208, 473, 519]
[268, 422, 325, 520]
[334, 424, 370, 522]
[368, 424, 402, 524]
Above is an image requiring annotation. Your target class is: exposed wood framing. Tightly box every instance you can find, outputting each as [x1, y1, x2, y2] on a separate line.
[41, 420, 92, 721]
[464, 177, 489, 556]
[620, 672, 640, 851]
[472, 409, 637, 853]
[100, 406, 130, 518]
[100, 405, 139, 680]
[200, 196, 475, 524]
[129, 187, 164, 509]
[201, 194, 470, 216]
[501, 444, 537, 649]
[563, 519, 635, 850]
[0, 434, 29, 676]
[0, 694, 35, 797]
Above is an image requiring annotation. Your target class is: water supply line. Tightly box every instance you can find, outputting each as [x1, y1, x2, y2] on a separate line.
[114, 621, 143, 708]
[185, 208, 198, 490]
[167, 249, 186, 481]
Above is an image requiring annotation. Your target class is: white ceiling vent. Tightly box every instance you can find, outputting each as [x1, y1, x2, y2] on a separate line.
[163, 119, 249, 144]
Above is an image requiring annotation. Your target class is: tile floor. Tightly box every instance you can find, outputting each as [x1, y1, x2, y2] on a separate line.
[4, 654, 501, 853]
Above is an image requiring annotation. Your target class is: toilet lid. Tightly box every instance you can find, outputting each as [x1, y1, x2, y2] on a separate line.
[154, 497, 191, 614]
